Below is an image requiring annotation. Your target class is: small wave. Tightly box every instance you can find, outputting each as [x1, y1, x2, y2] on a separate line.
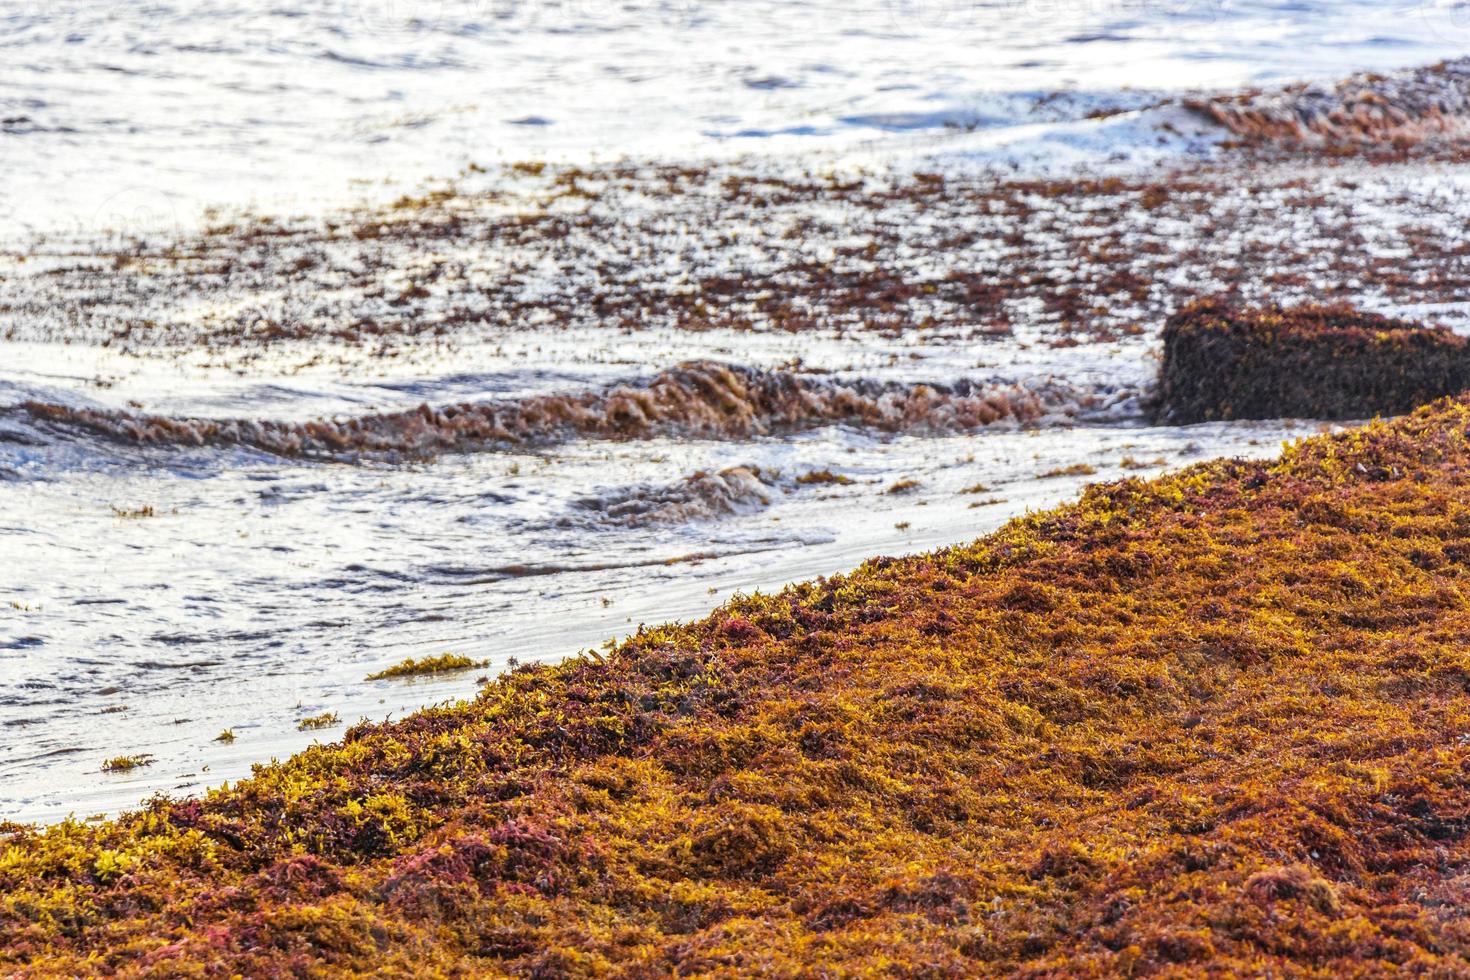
[1189, 58, 1470, 147]
[563, 466, 775, 528]
[0, 420, 48, 447]
[418, 542, 795, 584]
[15, 361, 1125, 462]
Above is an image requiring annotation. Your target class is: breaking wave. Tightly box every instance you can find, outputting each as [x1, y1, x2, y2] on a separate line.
[562, 466, 776, 528]
[15, 361, 1134, 462]
[1190, 58, 1470, 147]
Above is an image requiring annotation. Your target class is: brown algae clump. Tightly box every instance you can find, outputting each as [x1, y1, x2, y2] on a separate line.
[365, 654, 489, 681]
[295, 712, 340, 732]
[1159, 298, 1470, 423]
[15, 399, 1470, 971]
[795, 469, 855, 486]
[100, 755, 152, 773]
[1038, 463, 1097, 478]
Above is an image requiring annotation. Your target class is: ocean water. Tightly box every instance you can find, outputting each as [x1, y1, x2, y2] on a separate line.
[1, 0, 1467, 821]
[1, 0, 1468, 233]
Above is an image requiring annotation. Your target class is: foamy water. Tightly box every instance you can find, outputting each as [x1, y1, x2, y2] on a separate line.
[3, 0, 1470, 822]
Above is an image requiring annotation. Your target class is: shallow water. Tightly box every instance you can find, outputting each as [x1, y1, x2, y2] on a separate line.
[0, 406, 1314, 823]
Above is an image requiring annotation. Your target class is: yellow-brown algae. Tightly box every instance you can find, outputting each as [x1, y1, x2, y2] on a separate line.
[9, 398, 1470, 972]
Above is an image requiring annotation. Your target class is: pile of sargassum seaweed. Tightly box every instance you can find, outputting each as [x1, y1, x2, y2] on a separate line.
[1159, 298, 1470, 423]
[9, 379, 1470, 974]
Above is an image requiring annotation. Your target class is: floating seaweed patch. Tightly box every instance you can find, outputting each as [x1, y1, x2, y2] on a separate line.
[795, 469, 855, 486]
[1038, 463, 1097, 478]
[365, 654, 490, 681]
[1189, 58, 1470, 149]
[99, 755, 151, 773]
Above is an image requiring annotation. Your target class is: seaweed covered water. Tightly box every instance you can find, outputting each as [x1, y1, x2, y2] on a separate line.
[3, 0, 1469, 234]
[5, 0, 1470, 822]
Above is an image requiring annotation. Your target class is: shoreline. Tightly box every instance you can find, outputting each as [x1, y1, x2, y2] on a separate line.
[9, 44, 1470, 971]
[8, 127, 1470, 827]
[7, 396, 1470, 972]
[2, 417, 1306, 826]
